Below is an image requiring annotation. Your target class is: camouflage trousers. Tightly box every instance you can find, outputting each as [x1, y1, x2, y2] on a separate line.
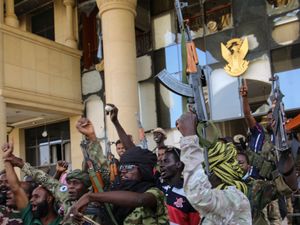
[263, 199, 282, 225]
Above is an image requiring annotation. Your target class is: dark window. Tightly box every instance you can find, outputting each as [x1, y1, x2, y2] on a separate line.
[31, 4, 54, 40]
[25, 121, 70, 174]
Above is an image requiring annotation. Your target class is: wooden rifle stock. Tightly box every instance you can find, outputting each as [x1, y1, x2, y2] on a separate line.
[186, 42, 199, 73]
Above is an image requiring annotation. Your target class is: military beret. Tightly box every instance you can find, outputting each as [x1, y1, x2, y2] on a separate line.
[66, 169, 91, 187]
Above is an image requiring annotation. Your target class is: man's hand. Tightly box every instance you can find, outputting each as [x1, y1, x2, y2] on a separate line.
[1, 143, 13, 159]
[240, 81, 248, 98]
[69, 192, 91, 223]
[176, 112, 198, 137]
[106, 103, 119, 124]
[76, 117, 97, 141]
[56, 160, 68, 173]
[4, 154, 24, 168]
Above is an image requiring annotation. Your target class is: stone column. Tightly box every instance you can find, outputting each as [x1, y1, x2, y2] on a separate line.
[0, 0, 4, 23]
[63, 0, 77, 48]
[4, 0, 19, 27]
[0, 4, 6, 169]
[96, 0, 139, 144]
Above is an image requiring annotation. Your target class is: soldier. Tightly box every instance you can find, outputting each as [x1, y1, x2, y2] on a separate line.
[70, 146, 168, 225]
[2, 143, 61, 225]
[3, 118, 112, 225]
[240, 81, 297, 224]
[237, 151, 294, 225]
[176, 112, 252, 225]
[69, 105, 169, 225]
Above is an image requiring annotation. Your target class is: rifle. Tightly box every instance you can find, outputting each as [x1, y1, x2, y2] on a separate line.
[80, 140, 118, 225]
[269, 76, 299, 191]
[269, 75, 289, 153]
[135, 112, 148, 149]
[106, 140, 119, 184]
[156, 0, 210, 175]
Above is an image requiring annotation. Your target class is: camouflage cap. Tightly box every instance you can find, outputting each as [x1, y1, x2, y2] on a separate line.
[66, 169, 91, 187]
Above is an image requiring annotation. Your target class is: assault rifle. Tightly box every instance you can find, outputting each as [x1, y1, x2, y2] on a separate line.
[80, 140, 118, 225]
[156, 0, 209, 174]
[269, 75, 289, 152]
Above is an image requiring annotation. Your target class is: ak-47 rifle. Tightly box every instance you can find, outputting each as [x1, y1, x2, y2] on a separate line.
[156, 0, 210, 174]
[269, 76, 299, 191]
[269, 75, 288, 154]
[80, 140, 118, 225]
[105, 140, 119, 184]
[135, 112, 148, 149]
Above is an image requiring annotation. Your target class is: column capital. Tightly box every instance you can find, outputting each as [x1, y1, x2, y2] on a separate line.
[63, 0, 75, 7]
[96, 0, 137, 17]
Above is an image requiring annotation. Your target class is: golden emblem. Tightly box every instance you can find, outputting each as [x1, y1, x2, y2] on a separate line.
[221, 38, 249, 77]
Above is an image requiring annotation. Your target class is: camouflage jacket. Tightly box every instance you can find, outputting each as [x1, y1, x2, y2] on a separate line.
[123, 187, 169, 225]
[245, 175, 292, 225]
[21, 140, 111, 225]
[0, 205, 23, 225]
[180, 135, 252, 225]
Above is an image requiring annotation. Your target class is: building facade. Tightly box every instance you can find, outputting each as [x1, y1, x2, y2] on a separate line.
[0, 0, 299, 172]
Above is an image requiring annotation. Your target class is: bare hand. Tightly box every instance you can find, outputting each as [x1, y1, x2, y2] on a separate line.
[56, 160, 68, 173]
[76, 117, 96, 141]
[69, 193, 90, 222]
[1, 143, 13, 159]
[176, 112, 198, 137]
[240, 80, 248, 98]
[106, 103, 119, 123]
[4, 155, 24, 168]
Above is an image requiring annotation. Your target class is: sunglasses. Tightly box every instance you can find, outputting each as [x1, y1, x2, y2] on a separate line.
[119, 164, 137, 172]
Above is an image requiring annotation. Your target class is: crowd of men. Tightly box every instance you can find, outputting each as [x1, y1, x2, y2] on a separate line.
[0, 83, 299, 225]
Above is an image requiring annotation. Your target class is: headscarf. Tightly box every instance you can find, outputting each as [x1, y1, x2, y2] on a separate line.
[66, 169, 91, 187]
[208, 141, 248, 194]
[113, 146, 157, 224]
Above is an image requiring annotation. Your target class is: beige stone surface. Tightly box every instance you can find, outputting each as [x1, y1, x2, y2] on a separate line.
[1, 24, 83, 115]
[97, 0, 140, 143]
[69, 115, 82, 170]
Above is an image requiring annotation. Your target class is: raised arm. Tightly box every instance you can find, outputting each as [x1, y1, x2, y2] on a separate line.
[176, 113, 250, 219]
[106, 104, 135, 150]
[5, 154, 69, 205]
[76, 117, 108, 168]
[240, 81, 257, 129]
[2, 143, 28, 210]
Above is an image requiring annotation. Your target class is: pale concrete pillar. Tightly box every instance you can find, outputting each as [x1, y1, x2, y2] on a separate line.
[0, 0, 4, 23]
[96, 0, 139, 143]
[4, 0, 19, 27]
[70, 116, 82, 170]
[63, 0, 77, 48]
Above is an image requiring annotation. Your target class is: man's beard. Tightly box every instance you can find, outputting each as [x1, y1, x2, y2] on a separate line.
[32, 200, 49, 218]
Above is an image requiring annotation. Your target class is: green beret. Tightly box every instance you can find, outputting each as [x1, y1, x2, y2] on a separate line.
[66, 169, 91, 187]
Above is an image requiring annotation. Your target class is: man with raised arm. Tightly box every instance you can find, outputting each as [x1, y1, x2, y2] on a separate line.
[2, 143, 61, 225]
[176, 112, 252, 225]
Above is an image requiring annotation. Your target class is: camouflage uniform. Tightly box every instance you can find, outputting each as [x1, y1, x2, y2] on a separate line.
[180, 136, 252, 225]
[123, 187, 169, 225]
[245, 175, 292, 225]
[0, 205, 23, 225]
[21, 140, 110, 225]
